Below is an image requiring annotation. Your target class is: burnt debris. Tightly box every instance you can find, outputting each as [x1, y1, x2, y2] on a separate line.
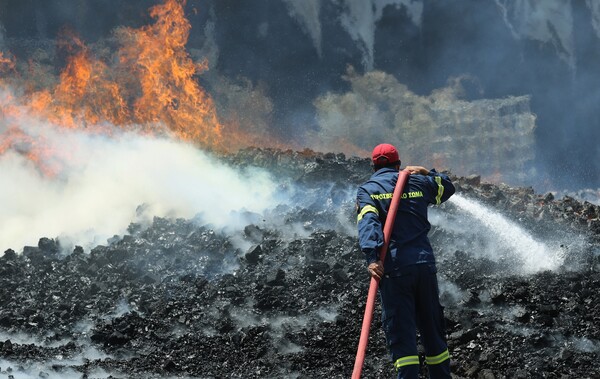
[1, 148, 599, 378]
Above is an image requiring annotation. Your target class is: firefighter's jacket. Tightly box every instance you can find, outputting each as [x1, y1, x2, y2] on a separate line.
[356, 168, 455, 271]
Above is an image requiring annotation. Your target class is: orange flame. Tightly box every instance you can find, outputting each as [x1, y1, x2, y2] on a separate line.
[0, 0, 229, 177]
[26, 33, 129, 130]
[117, 0, 222, 145]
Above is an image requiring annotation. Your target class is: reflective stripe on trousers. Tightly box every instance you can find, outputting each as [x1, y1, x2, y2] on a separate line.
[394, 355, 419, 369]
[393, 349, 449, 370]
[393, 349, 450, 379]
[425, 349, 450, 365]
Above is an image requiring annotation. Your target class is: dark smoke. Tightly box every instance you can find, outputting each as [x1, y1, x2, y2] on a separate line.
[1, 0, 599, 190]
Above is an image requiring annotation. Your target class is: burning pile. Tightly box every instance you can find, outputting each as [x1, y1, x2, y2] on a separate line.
[0, 0, 279, 179]
[0, 148, 599, 378]
[1, 1, 599, 378]
[0, 0, 221, 138]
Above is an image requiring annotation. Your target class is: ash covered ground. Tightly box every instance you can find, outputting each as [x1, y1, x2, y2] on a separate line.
[1, 148, 599, 379]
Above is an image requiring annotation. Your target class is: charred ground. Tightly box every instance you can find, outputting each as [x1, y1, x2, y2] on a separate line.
[1, 148, 599, 378]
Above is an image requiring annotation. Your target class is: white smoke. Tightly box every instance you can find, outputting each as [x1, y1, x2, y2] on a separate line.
[282, 0, 323, 57]
[284, 0, 596, 73]
[0, 94, 281, 253]
[587, 0, 600, 39]
[339, 0, 423, 70]
[495, 0, 575, 69]
[282, 0, 422, 70]
[0, 330, 112, 378]
[0, 360, 92, 379]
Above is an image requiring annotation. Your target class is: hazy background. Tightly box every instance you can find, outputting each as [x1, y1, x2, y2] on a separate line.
[1, 0, 599, 189]
[1, 0, 600, 252]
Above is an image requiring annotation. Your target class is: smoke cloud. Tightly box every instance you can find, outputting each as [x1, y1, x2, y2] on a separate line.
[495, 0, 576, 68]
[2, 0, 600, 190]
[0, 92, 279, 252]
[312, 69, 537, 184]
[206, 0, 600, 190]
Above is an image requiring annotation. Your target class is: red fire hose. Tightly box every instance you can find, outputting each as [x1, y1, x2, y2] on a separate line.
[352, 169, 410, 379]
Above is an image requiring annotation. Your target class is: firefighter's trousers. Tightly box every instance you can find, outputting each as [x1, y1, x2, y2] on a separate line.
[379, 263, 451, 379]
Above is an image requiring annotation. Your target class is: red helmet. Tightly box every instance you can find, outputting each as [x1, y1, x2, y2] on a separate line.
[371, 143, 400, 166]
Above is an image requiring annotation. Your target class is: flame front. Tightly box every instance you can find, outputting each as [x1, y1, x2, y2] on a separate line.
[0, 0, 228, 176]
[119, 0, 222, 145]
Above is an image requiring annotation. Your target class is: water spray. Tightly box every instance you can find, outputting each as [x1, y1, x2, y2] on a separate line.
[448, 194, 564, 273]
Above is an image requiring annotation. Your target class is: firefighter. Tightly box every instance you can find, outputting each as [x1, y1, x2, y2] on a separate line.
[356, 143, 455, 379]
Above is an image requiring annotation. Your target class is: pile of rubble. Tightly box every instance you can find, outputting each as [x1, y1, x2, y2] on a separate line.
[0, 148, 598, 378]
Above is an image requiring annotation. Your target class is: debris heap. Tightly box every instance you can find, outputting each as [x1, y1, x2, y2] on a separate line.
[0, 148, 598, 378]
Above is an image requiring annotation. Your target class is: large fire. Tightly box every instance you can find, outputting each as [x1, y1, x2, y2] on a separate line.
[0, 0, 253, 176]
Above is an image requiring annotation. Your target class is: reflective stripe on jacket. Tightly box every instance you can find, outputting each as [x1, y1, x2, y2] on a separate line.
[356, 168, 455, 271]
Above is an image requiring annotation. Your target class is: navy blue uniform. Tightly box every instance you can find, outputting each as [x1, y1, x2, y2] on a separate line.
[356, 167, 455, 379]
